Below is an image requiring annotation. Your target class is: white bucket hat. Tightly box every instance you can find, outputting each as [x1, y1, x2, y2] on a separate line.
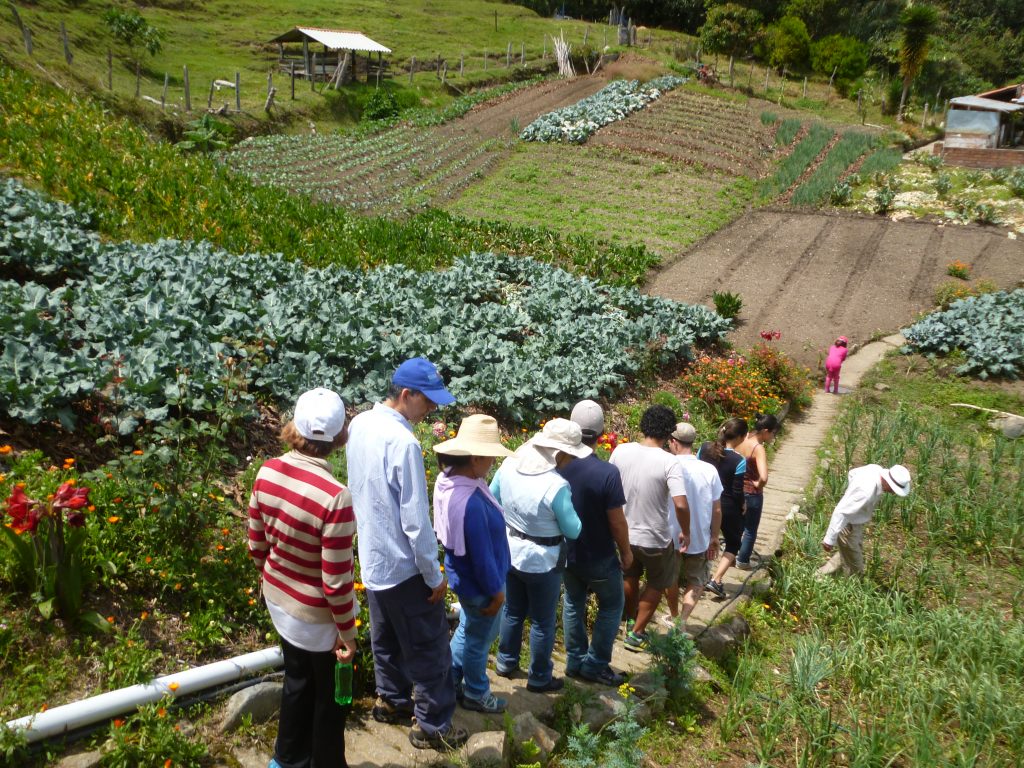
[433, 414, 513, 457]
[512, 418, 592, 475]
[882, 464, 912, 497]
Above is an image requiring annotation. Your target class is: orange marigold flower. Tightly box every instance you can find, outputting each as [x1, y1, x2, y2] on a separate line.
[113, 718, 125, 728]
[132, 449, 144, 456]
[141, 611, 149, 620]
[157, 707, 167, 718]
[107, 516, 120, 524]
[168, 682, 180, 691]
[0, 445, 12, 454]
[87, 504, 96, 512]
[165, 760, 173, 768]
[106, 616, 115, 623]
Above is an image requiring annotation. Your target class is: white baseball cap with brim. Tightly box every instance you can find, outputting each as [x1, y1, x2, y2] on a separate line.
[512, 418, 592, 475]
[433, 414, 513, 457]
[293, 387, 346, 442]
[882, 464, 912, 497]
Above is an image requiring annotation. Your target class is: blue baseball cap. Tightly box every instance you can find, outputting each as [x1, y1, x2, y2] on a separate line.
[391, 357, 455, 406]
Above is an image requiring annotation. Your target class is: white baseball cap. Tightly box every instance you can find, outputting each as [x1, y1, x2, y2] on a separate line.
[570, 399, 605, 438]
[293, 388, 346, 442]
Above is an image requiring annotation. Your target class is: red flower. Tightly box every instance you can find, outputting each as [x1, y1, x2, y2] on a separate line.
[6, 486, 42, 534]
[53, 481, 90, 511]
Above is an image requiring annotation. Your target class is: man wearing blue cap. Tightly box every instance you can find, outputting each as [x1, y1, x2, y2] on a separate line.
[346, 357, 468, 751]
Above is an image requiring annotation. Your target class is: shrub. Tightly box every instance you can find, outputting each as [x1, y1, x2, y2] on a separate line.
[1006, 168, 1024, 198]
[361, 88, 400, 121]
[713, 290, 743, 319]
[747, 342, 815, 410]
[830, 180, 852, 205]
[946, 260, 971, 280]
[933, 279, 998, 309]
[679, 352, 785, 421]
[934, 172, 952, 198]
[873, 174, 899, 214]
[811, 34, 868, 92]
[762, 16, 811, 72]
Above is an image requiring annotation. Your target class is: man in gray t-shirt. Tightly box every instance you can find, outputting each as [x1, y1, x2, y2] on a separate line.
[609, 405, 688, 652]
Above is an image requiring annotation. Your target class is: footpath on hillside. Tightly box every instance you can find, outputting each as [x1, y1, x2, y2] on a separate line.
[230, 336, 906, 768]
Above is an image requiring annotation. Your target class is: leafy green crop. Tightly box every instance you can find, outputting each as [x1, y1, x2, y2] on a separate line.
[521, 76, 686, 144]
[0, 180, 730, 429]
[902, 290, 1024, 378]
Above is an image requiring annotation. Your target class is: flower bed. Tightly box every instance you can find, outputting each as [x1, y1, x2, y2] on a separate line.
[520, 76, 686, 144]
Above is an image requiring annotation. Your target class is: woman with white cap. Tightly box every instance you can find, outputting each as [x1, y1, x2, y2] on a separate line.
[490, 418, 587, 693]
[248, 387, 358, 768]
[432, 415, 514, 714]
[818, 463, 912, 577]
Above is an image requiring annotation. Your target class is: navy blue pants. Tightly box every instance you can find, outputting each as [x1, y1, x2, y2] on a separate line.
[366, 575, 456, 735]
[275, 637, 348, 768]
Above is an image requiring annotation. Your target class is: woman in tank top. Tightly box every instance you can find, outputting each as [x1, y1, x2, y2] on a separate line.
[735, 414, 780, 569]
[698, 418, 748, 599]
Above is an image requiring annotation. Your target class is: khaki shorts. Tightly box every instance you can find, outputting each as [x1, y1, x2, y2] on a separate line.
[679, 554, 710, 590]
[624, 543, 677, 591]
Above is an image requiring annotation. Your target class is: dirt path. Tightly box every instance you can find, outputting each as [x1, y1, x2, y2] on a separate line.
[648, 210, 1024, 369]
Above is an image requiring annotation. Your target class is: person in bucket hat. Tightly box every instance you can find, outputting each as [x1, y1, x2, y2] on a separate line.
[248, 388, 357, 768]
[345, 358, 468, 751]
[818, 463, 912, 577]
[433, 415, 513, 714]
[490, 418, 586, 693]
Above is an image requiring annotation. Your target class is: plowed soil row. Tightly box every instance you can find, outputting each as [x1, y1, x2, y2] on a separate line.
[649, 210, 1024, 367]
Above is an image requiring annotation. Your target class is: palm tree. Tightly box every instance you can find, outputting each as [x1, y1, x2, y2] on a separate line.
[897, 3, 939, 122]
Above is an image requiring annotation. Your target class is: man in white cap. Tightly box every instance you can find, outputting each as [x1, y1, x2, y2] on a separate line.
[346, 357, 468, 751]
[818, 463, 912, 577]
[558, 400, 632, 686]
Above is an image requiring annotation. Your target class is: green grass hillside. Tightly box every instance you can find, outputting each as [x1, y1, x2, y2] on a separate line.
[0, 0, 637, 120]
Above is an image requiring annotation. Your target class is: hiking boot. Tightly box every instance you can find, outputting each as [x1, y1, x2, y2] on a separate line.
[461, 692, 507, 713]
[576, 666, 626, 686]
[408, 723, 469, 751]
[372, 697, 414, 725]
[623, 631, 649, 652]
[526, 676, 565, 693]
[735, 560, 752, 571]
[705, 579, 727, 598]
[495, 665, 520, 679]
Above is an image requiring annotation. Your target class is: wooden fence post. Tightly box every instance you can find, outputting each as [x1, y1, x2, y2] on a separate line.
[409, 56, 415, 84]
[583, 26, 589, 45]
[827, 65, 837, 104]
[441, 61, 447, 86]
[778, 68, 787, 104]
[520, 42, 524, 66]
[747, 63, 754, 89]
[310, 52, 317, 90]
[207, 79, 215, 109]
[921, 103, 929, 129]
[184, 65, 191, 111]
[22, 25, 32, 55]
[764, 67, 769, 94]
[265, 86, 276, 113]
[107, 49, 113, 90]
[506, 42, 511, 68]
[235, 71, 241, 111]
[290, 61, 295, 99]
[135, 61, 140, 97]
[60, 20, 72, 65]
[303, 39, 309, 79]
[267, 70, 272, 96]
[161, 72, 168, 109]
[802, 76, 807, 99]
[459, 53, 464, 77]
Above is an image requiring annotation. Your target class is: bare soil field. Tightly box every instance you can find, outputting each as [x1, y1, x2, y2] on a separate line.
[649, 210, 1024, 368]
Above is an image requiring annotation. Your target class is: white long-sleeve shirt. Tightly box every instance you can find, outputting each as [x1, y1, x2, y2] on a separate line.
[822, 464, 885, 546]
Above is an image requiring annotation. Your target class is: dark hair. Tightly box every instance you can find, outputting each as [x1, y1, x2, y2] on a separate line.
[702, 417, 748, 463]
[639, 405, 676, 440]
[281, 421, 345, 458]
[754, 413, 780, 433]
[386, 383, 424, 402]
[436, 453, 472, 471]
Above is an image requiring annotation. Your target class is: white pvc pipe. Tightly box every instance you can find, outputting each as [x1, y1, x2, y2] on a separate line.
[6, 646, 283, 743]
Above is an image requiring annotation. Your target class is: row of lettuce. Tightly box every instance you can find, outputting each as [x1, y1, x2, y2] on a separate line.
[0, 179, 730, 430]
[0, 65, 656, 287]
[521, 75, 686, 144]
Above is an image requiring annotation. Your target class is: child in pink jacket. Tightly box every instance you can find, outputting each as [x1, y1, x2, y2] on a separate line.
[824, 336, 848, 393]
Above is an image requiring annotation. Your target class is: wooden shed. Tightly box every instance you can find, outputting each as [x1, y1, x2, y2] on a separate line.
[268, 27, 392, 85]
[937, 86, 1024, 168]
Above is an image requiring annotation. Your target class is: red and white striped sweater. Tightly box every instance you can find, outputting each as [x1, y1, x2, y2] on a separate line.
[247, 451, 358, 642]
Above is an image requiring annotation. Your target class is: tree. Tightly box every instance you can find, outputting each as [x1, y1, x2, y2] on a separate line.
[811, 34, 869, 96]
[700, 4, 764, 84]
[103, 8, 164, 60]
[897, 3, 939, 121]
[763, 15, 811, 72]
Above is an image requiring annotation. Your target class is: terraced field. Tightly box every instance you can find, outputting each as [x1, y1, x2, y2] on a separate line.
[223, 77, 609, 215]
[588, 88, 777, 177]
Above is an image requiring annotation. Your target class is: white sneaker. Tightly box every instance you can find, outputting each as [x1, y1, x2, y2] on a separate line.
[658, 613, 678, 629]
[735, 560, 752, 571]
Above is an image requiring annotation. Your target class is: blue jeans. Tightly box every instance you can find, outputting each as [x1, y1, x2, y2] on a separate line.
[737, 493, 764, 564]
[450, 594, 501, 701]
[562, 554, 624, 677]
[497, 567, 562, 687]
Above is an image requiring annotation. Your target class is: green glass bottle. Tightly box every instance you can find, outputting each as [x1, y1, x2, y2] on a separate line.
[334, 661, 353, 706]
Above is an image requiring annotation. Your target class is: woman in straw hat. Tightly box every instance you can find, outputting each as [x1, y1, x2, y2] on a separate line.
[433, 414, 514, 714]
[490, 418, 587, 694]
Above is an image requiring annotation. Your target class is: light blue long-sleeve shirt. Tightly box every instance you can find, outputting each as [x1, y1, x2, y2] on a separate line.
[346, 402, 443, 591]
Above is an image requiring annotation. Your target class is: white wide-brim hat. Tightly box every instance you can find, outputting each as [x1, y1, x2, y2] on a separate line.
[513, 418, 592, 475]
[882, 464, 912, 497]
[433, 414, 513, 457]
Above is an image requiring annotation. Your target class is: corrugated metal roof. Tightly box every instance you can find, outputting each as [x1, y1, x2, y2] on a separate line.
[268, 27, 391, 53]
[949, 96, 1024, 113]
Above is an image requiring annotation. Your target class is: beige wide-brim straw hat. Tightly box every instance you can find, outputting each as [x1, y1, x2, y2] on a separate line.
[513, 418, 592, 475]
[433, 414, 513, 457]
